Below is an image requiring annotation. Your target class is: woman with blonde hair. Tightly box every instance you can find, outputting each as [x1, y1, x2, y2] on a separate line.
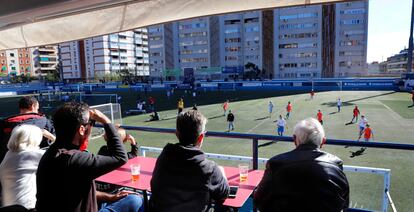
[0, 124, 46, 209]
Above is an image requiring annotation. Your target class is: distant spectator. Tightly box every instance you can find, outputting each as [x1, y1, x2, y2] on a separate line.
[148, 111, 160, 122]
[310, 90, 315, 99]
[285, 101, 292, 119]
[98, 127, 138, 159]
[0, 125, 44, 209]
[150, 110, 229, 211]
[227, 110, 235, 131]
[255, 118, 349, 211]
[36, 103, 142, 211]
[0, 96, 55, 163]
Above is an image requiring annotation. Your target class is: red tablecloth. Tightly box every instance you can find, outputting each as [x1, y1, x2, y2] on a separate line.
[96, 156, 264, 208]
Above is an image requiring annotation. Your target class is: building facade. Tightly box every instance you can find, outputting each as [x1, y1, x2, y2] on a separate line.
[59, 29, 149, 82]
[386, 49, 414, 73]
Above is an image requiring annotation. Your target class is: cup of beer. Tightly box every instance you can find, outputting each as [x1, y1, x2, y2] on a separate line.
[238, 164, 249, 182]
[130, 164, 140, 182]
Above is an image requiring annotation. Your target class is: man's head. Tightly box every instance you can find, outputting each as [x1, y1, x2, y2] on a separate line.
[293, 118, 326, 148]
[19, 96, 39, 114]
[318, 110, 321, 112]
[176, 110, 207, 148]
[53, 102, 91, 146]
[279, 115, 282, 119]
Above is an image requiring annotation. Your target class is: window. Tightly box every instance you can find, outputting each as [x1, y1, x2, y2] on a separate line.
[225, 38, 241, 43]
[225, 56, 238, 61]
[225, 47, 241, 52]
[10, 53, 14, 57]
[179, 22, 207, 30]
[279, 32, 318, 39]
[179, 41, 193, 46]
[19, 54, 22, 57]
[339, 61, 364, 67]
[339, 40, 362, 46]
[340, 9, 366, 14]
[151, 52, 161, 57]
[181, 58, 208, 63]
[280, 23, 317, 30]
[279, 52, 317, 59]
[339, 51, 364, 56]
[179, 31, 207, 38]
[151, 44, 163, 49]
[245, 55, 259, 60]
[342, 30, 364, 36]
[245, 26, 259, 32]
[149, 36, 162, 41]
[225, 19, 241, 25]
[279, 43, 317, 49]
[341, 19, 365, 25]
[279, 13, 318, 20]
[194, 40, 208, 45]
[244, 17, 259, 23]
[224, 28, 240, 34]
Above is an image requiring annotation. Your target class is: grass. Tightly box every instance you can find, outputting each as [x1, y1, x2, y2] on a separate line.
[86, 90, 414, 211]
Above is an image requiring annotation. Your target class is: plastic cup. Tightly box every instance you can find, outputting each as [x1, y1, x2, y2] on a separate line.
[238, 164, 249, 182]
[130, 164, 141, 182]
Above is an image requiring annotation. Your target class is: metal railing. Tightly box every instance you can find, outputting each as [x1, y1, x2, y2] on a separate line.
[111, 125, 407, 212]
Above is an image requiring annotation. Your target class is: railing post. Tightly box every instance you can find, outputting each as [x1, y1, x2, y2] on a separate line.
[252, 138, 258, 170]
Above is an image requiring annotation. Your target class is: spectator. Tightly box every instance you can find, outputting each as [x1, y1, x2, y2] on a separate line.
[227, 110, 235, 131]
[337, 98, 342, 112]
[0, 125, 45, 209]
[255, 118, 349, 211]
[148, 96, 156, 112]
[98, 127, 138, 159]
[0, 96, 55, 163]
[150, 110, 229, 212]
[36, 102, 142, 212]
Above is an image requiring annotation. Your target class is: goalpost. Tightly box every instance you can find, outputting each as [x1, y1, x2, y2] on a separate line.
[89, 103, 123, 140]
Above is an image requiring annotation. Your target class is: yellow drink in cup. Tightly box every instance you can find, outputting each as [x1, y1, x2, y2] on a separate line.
[238, 164, 249, 182]
[130, 164, 141, 182]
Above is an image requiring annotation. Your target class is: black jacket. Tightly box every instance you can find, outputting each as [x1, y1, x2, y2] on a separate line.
[150, 143, 229, 212]
[254, 143, 349, 212]
[227, 113, 234, 122]
[98, 143, 138, 159]
[0, 113, 55, 163]
[36, 124, 128, 212]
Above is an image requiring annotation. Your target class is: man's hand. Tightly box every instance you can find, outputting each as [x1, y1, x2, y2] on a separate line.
[89, 109, 111, 124]
[96, 190, 139, 203]
[42, 129, 56, 142]
[126, 134, 137, 145]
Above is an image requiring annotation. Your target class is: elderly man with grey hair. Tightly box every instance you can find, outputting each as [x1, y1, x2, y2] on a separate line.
[254, 118, 349, 212]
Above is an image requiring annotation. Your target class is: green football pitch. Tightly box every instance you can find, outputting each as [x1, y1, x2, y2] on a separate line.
[88, 90, 414, 211]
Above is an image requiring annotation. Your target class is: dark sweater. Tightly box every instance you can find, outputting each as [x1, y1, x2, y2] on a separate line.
[150, 143, 229, 212]
[254, 144, 349, 212]
[36, 124, 128, 212]
[98, 143, 138, 159]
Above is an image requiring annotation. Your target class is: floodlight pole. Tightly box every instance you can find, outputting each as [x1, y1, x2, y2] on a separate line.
[407, 0, 414, 72]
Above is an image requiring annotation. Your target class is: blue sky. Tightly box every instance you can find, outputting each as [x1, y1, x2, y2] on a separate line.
[367, 0, 412, 62]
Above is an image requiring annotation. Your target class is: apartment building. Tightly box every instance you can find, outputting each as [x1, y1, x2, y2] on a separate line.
[33, 46, 59, 76]
[334, 0, 369, 77]
[0, 48, 37, 76]
[59, 29, 149, 82]
[274, 0, 368, 78]
[274, 6, 322, 78]
[148, 23, 175, 79]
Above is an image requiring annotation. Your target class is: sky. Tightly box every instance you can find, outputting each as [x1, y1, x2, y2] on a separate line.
[367, 0, 412, 62]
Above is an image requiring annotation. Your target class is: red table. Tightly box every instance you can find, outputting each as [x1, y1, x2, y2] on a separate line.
[96, 156, 264, 209]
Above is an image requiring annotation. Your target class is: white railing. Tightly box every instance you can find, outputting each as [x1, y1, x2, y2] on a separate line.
[140, 146, 394, 212]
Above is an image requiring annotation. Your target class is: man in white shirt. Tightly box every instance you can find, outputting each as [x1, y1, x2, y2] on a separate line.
[276, 115, 287, 136]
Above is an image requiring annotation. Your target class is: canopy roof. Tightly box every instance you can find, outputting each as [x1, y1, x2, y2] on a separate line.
[0, 0, 356, 50]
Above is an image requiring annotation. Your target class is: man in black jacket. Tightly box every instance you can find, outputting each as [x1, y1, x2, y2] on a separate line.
[0, 96, 55, 163]
[254, 118, 349, 212]
[150, 110, 230, 212]
[36, 102, 142, 212]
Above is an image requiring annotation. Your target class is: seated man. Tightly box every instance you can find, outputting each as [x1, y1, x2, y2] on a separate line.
[254, 118, 349, 212]
[150, 110, 230, 212]
[36, 102, 142, 211]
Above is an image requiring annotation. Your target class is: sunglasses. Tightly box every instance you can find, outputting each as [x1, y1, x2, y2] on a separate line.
[82, 119, 96, 127]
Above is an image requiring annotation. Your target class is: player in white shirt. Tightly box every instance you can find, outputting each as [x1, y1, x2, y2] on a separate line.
[357, 115, 368, 139]
[276, 115, 287, 136]
[337, 98, 342, 112]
